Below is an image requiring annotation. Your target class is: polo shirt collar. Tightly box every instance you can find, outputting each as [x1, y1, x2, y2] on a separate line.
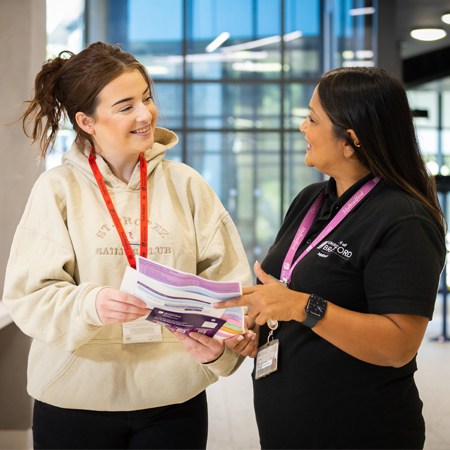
[327, 172, 375, 205]
[320, 173, 375, 219]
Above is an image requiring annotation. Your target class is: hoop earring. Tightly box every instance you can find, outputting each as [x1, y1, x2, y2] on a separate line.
[354, 141, 361, 148]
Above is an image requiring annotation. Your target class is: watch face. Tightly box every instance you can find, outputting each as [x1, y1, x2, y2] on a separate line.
[307, 296, 327, 318]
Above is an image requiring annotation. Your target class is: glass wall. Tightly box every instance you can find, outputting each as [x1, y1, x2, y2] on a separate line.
[45, 0, 85, 170]
[46, 0, 377, 267]
[408, 86, 450, 295]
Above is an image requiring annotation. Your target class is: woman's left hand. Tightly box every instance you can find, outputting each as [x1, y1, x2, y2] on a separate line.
[174, 331, 225, 364]
[225, 316, 260, 358]
[214, 262, 308, 326]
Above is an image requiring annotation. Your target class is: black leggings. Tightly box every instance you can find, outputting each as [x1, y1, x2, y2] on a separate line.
[32, 391, 208, 449]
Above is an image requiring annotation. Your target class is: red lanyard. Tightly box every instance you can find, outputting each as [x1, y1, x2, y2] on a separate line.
[88, 149, 148, 269]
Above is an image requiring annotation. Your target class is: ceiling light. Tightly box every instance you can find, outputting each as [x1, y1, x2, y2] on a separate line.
[442, 13, 450, 25]
[410, 28, 447, 41]
[426, 161, 439, 176]
[355, 50, 374, 59]
[221, 35, 281, 52]
[206, 32, 230, 53]
[221, 31, 303, 53]
[342, 50, 355, 59]
[342, 60, 375, 68]
[292, 108, 310, 117]
[232, 62, 282, 72]
[185, 51, 268, 63]
[145, 66, 169, 75]
[283, 30, 303, 42]
[349, 7, 375, 16]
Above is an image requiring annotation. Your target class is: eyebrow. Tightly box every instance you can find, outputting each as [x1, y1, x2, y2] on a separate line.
[308, 106, 318, 119]
[111, 86, 149, 107]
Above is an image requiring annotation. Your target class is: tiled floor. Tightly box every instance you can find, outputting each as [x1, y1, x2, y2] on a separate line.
[206, 315, 450, 450]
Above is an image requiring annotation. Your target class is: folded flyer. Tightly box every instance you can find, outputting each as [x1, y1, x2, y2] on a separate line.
[119, 256, 244, 339]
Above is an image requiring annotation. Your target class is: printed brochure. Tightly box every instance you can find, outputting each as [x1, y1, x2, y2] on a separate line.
[120, 256, 244, 339]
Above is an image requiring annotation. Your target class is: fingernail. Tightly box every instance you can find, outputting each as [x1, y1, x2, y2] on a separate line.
[237, 335, 244, 341]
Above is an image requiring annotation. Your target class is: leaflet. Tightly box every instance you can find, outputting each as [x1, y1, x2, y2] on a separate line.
[120, 257, 244, 339]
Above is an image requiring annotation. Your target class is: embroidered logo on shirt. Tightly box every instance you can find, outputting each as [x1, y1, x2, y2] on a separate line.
[95, 216, 171, 257]
[316, 241, 353, 260]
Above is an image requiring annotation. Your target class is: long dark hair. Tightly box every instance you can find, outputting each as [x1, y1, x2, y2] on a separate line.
[318, 66, 445, 228]
[20, 41, 156, 158]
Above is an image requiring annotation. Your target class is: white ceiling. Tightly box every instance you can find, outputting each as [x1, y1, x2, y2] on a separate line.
[396, 0, 450, 59]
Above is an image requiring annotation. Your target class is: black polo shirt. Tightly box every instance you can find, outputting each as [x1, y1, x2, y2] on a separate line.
[253, 173, 446, 450]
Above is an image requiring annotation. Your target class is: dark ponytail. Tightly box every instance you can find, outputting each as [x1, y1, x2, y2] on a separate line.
[19, 42, 155, 159]
[317, 67, 446, 228]
[21, 53, 71, 159]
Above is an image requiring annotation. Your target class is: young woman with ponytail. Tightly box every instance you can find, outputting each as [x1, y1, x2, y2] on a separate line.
[3, 42, 256, 449]
[215, 67, 446, 449]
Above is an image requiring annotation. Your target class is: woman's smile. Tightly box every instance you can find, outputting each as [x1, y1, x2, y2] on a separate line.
[131, 124, 152, 135]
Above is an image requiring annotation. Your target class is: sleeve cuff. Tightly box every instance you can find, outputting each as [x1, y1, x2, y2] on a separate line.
[202, 343, 245, 377]
[81, 286, 106, 327]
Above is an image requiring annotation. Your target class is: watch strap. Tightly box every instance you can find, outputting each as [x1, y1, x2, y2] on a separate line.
[302, 313, 321, 328]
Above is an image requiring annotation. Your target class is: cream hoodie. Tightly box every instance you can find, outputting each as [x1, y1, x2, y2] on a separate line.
[3, 127, 252, 411]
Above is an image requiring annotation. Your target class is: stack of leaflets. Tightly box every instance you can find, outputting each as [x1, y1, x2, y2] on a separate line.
[120, 256, 244, 339]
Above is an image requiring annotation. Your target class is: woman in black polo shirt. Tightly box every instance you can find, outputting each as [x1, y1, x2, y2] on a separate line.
[217, 67, 446, 449]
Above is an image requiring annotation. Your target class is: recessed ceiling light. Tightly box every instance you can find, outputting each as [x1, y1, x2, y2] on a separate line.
[349, 7, 375, 16]
[410, 28, 447, 41]
[442, 13, 450, 24]
[342, 50, 355, 59]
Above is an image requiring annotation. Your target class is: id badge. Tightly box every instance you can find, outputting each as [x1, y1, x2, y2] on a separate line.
[122, 317, 162, 344]
[255, 339, 279, 379]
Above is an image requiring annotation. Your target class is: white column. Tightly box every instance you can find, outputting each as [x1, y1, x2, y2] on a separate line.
[0, 0, 46, 448]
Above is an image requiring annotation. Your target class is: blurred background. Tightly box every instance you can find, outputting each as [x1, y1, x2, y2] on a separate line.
[43, 0, 450, 274]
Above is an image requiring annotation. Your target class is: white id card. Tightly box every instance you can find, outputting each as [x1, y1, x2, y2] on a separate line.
[122, 317, 162, 344]
[255, 339, 279, 379]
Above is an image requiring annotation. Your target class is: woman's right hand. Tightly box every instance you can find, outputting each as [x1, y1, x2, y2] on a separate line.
[95, 288, 150, 325]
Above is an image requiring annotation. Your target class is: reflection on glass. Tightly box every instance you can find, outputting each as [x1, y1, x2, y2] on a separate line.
[330, 0, 375, 70]
[284, 133, 322, 211]
[46, 0, 84, 171]
[416, 129, 439, 156]
[284, 0, 321, 79]
[284, 83, 317, 129]
[186, 132, 281, 267]
[443, 92, 450, 129]
[154, 83, 183, 129]
[187, 84, 280, 129]
[188, 0, 282, 80]
[408, 91, 439, 128]
[127, 0, 183, 80]
[166, 133, 183, 163]
[443, 130, 450, 156]
[47, 0, 84, 58]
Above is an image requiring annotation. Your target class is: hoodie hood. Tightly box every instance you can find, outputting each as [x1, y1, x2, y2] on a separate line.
[61, 127, 179, 190]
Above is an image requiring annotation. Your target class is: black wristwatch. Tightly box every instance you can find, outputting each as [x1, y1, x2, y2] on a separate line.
[301, 294, 327, 328]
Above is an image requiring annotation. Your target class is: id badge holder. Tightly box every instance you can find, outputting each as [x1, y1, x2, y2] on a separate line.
[255, 324, 279, 379]
[122, 316, 162, 344]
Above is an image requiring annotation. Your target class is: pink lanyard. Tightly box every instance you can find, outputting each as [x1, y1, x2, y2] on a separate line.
[280, 177, 381, 286]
